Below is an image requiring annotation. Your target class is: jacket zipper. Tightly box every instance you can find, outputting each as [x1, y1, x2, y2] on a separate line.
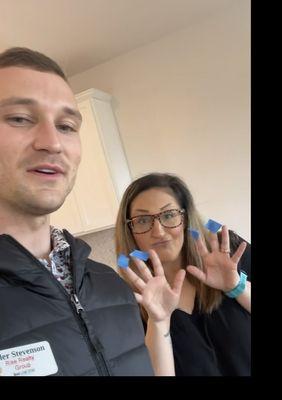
[3, 235, 111, 376]
[70, 252, 111, 377]
[72, 293, 84, 313]
[71, 293, 111, 376]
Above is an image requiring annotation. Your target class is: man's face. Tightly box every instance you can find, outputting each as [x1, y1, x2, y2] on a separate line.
[0, 67, 82, 216]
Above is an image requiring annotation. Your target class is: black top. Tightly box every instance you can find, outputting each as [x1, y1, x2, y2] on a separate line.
[170, 235, 251, 376]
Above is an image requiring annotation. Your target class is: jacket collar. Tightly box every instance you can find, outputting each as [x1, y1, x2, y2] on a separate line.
[0, 231, 91, 293]
[62, 230, 92, 292]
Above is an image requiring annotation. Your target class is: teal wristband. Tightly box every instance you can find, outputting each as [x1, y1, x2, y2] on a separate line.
[225, 271, 248, 298]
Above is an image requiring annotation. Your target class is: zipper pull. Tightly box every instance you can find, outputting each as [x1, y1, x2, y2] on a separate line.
[72, 293, 84, 314]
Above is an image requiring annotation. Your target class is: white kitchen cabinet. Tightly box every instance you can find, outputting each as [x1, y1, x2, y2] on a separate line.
[50, 88, 131, 236]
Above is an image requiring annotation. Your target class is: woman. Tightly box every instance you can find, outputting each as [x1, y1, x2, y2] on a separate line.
[115, 173, 251, 376]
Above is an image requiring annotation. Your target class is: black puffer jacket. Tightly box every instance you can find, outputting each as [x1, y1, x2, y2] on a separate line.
[0, 231, 154, 376]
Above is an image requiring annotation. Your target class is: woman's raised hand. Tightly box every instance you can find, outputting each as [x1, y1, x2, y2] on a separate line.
[187, 225, 247, 292]
[120, 249, 186, 322]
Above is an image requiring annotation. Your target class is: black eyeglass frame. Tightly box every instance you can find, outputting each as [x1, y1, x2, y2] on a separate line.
[126, 208, 186, 234]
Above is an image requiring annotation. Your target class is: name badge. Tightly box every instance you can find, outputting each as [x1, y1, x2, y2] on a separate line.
[0, 341, 58, 376]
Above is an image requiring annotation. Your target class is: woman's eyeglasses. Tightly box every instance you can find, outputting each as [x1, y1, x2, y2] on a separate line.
[126, 208, 185, 234]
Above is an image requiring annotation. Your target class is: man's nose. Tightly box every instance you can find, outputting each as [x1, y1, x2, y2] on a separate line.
[32, 122, 62, 154]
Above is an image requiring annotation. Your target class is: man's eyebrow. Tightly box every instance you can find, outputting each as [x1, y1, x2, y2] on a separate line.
[0, 97, 36, 107]
[0, 97, 82, 122]
[62, 106, 82, 122]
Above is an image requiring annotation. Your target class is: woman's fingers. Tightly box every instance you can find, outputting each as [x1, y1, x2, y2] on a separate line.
[134, 292, 143, 304]
[209, 231, 220, 252]
[220, 225, 230, 253]
[172, 269, 186, 295]
[130, 255, 153, 283]
[121, 265, 146, 292]
[195, 235, 209, 257]
[186, 265, 206, 283]
[128, 249, 165, 282]
[231, 241, 247, 264]
[148, 249, 165, 277]
[121, 248, 168, 293]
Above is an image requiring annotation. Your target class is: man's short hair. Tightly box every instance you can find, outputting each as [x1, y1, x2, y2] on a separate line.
[0, 47, 68, 82]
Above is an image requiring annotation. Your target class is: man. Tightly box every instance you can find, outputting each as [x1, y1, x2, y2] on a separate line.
[0, 47, 154, 376]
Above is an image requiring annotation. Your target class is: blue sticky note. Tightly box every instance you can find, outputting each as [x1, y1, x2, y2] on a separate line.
[129, 250, 149, 261]
[117, 254, 129, 268]
[188, 228, 200, 240]
[204, 219, 222, 233]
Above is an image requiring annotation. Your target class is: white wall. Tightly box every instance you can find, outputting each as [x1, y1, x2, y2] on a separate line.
[69, 0, 250, 241]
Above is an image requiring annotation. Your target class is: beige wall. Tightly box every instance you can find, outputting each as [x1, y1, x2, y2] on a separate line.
[70, 0, 250, 242]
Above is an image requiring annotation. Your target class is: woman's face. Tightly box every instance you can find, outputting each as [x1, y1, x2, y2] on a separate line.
[129, 187, 185, 267]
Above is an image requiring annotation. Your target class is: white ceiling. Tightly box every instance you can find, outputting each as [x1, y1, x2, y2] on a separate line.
[0, 0, 234, 77]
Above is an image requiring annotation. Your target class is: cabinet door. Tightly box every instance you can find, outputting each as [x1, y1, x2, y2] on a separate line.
[50, 91, 126, 236]
[91, 97, 132, 201]
[72, 99, 119, 233]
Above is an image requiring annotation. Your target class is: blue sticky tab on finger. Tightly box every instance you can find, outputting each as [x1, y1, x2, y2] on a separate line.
[204, 219, 222, 233]
[188, 228, 200, 240]
[117, 254, 129, 268]
[129, 250, 149, 261]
